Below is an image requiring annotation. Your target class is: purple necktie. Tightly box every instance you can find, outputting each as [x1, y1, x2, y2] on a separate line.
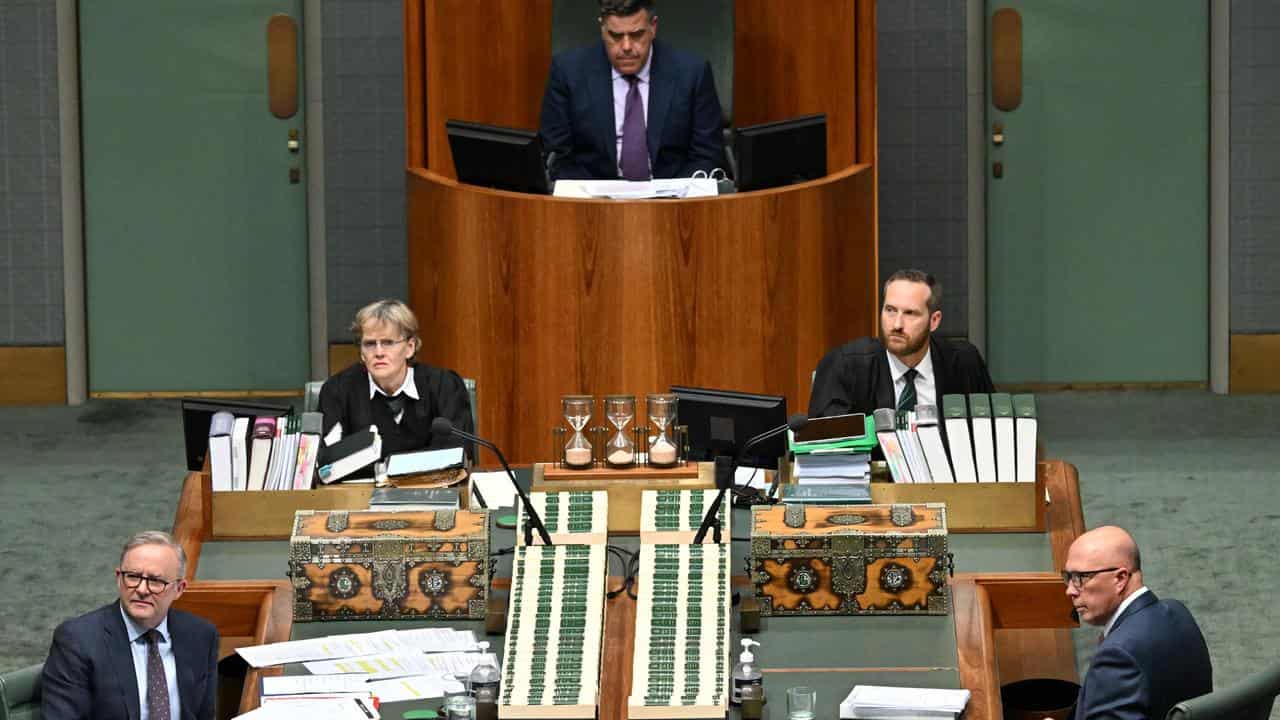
[620, 75, 649, 180]
[144, 629, 171, 720]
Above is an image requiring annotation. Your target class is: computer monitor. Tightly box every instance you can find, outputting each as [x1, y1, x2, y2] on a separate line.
[446, 119, 550, 194]
[733, 113, 827, 192]
[671, 385, 787, 470]
[181, 398, 291, 471]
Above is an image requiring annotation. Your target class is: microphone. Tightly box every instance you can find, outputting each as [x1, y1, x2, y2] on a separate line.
[693, 413, 809, 544]
[431, 418, 553, 547]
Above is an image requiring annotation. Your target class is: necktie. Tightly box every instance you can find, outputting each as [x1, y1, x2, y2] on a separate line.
[898, 368, 918, 412]
[620, 75, 649, 180]
[144, 629, 171, 720]
[382, 393, 407, 424]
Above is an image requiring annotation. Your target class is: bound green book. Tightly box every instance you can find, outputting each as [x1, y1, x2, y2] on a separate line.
[990, 393, 1015, 482]
[1012, 394, 1038, 483]
[942, 394, 968, 420]
[967, 394, 996, 483]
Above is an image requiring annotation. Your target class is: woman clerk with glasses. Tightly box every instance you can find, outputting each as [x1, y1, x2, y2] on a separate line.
[317, 298, 473, 474]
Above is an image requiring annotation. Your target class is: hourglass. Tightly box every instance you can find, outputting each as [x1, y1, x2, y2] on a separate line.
[562, 395, 594, 469]
[646, 393, 679, 467]
[604, 395, 636, 468]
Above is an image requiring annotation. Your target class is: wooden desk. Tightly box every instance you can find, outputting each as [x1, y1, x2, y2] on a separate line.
[172, 460, 1085, 719]
[403, 0, 880, 465]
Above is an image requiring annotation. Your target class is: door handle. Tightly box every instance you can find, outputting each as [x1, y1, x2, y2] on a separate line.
[288, 128, 301, 153]
[992, 122, 1005, 146]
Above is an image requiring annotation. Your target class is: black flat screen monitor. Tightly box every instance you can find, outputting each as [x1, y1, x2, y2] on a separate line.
[734, 113, 827, 192]
[671, 385, 787, 470]
[446, 119, 549, 195]
[181, 398, 291, 471]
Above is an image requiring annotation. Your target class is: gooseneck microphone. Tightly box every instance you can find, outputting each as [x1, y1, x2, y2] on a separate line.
[431, 417, 553, 547]
[692, 413, 809, 544]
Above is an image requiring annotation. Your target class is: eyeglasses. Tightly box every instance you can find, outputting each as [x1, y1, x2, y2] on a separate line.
[1061, 567, 1122, 589]
[117, 570, 175, 594]
[360, 338, 406, 352]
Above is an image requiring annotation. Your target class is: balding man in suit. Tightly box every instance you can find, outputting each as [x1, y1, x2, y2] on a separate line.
[1065, 526, 1212, 720]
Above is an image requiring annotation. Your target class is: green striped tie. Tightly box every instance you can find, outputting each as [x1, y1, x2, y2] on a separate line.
[898, 368, 918, 412]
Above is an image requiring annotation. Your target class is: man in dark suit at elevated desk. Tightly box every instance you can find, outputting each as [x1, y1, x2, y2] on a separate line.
[538, 0, 725, 181]
[810, 269, 995, 418]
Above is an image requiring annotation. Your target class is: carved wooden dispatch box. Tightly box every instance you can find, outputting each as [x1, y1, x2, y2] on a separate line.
[749, 503, 950, 616]
[289, 509, 490, 622]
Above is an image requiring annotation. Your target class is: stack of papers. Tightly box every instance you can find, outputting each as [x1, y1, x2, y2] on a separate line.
[235, 697, 379, 720]
[552, 178, 720, 199]
[793, 452, 872, 484]
[839, 685, 970, 719]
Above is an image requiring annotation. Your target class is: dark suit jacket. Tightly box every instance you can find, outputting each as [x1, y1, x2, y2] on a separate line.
[538, 39, 724, 180]
[42, 602, 219, 720]
[1075, 591, 1213, 720]
[808, 336, 995, 418]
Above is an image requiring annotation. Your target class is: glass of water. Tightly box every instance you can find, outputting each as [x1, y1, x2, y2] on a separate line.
[787, 685, 817, 720]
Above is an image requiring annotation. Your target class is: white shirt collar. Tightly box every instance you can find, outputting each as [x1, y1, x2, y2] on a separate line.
[611, 48, 653, 84]
[1102, 585, 1149, 638]
[119, 603, 170, 644]
[368, 366, 419, 401]
[886, 346, 934, 387]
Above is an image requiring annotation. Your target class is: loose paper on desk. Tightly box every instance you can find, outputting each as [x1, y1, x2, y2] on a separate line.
[237, 630, 406, 667]
[470, 471, 518, 508]
[262, 674, 371, 696]
[233, 697, 379, 720]
[840, 685, 970, 720]
[397, 627, 478, 653]
[553, 178, 719, 199]
[304, 650, 499, 680]
[364, 674, 465, 703]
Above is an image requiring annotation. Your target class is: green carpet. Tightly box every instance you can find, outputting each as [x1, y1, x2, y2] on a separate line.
[0, 391, 1276, 717]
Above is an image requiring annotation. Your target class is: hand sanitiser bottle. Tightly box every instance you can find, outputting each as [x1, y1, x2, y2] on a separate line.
[731, 638, 762, 705]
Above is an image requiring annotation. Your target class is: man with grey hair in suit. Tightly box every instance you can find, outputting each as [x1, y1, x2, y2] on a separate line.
[42, 530, 219, 720]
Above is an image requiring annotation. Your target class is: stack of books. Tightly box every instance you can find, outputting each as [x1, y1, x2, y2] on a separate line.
[784, 413, 878, 503]
[839, 685, 970, 720]
[208, 410, 325, 492]
[874, 393, 1038, 484]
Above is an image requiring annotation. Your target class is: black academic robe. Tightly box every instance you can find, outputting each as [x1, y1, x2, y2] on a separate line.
[317, 362, 474, 467]
[808, 336, 995, 418]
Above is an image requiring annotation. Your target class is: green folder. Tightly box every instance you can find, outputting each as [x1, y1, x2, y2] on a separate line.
[942, 394, 968, 419]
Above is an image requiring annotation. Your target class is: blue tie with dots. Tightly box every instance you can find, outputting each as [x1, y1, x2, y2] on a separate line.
[144, 629, 171, 720]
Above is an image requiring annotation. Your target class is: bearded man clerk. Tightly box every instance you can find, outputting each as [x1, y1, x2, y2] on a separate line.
[42, 531, 218, 720]
[1065, 526, 1212, 720]
[539, 0, 725, 181]
[809, 269, 995, 418]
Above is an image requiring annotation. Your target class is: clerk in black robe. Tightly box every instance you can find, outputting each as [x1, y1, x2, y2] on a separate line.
[809, 270, 995, 418]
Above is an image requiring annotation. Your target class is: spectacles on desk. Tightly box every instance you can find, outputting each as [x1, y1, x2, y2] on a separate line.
[360, 338, 407, 352]
[1061, 567, 1122, 588]
[117, 570, 176, 593]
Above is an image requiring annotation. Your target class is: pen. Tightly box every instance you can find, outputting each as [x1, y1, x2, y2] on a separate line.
[354, 697, 376, 719]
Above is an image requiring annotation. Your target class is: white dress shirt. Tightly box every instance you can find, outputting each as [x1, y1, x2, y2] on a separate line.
[1102, 585, 1150, 638]
[120, 606, 181, 720]
[611, 51, 652, 175]
[886, 347, 936, 409]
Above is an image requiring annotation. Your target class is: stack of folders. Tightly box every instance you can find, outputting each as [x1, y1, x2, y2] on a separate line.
[368, 486, 460, 511]
[840, 685, 970, 720]
[873, 393, 1038, 483]
[784, 413, 878, 504]
[209, 411, 325, 492]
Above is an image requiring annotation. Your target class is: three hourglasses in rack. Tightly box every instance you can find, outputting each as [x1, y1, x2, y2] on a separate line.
[553, 393, 685, 469]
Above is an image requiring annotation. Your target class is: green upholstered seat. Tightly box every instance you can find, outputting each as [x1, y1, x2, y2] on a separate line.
[1166, 659, 1280, 720]
[0, 663, 42, 720]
